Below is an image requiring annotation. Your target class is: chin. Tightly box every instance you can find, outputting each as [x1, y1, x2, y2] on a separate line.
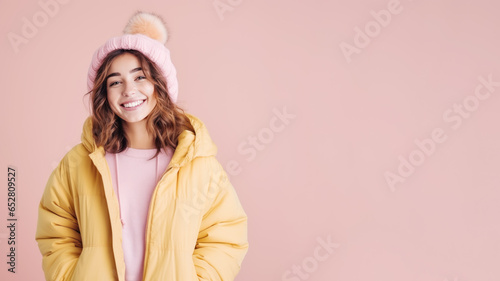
[120, 116, 148, 124]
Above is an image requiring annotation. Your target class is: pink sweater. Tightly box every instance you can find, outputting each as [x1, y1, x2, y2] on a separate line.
[105, 146, 173, 281]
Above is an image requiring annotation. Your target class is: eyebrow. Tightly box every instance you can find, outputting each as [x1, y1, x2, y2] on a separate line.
[106, 67, 143, 80]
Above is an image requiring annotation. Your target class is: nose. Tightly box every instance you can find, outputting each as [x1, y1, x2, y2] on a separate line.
[122, 80, 136, 97]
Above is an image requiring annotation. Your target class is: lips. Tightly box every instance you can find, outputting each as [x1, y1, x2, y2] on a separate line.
[121, 99, 146, 108]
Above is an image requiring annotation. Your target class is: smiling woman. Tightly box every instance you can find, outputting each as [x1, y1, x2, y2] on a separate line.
[88, 47, 194, 156]
[97, 50, 161, 150]
[106, 53, 157, 145]
[35, 11, 248, 281]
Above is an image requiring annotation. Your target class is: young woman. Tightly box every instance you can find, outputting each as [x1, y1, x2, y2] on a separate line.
[35, 12, 248, 281]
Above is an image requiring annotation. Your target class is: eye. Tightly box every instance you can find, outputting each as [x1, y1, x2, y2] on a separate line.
[136, 75, 147, 81]
[108, 81, 120, 87]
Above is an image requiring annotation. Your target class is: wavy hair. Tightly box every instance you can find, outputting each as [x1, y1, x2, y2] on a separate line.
[84, 49, 195, 159]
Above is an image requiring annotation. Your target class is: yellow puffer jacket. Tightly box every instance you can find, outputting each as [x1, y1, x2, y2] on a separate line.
[35, 113, 249, 281]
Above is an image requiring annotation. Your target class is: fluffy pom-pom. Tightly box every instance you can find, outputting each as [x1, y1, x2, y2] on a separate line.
[123, 11, 168, 44]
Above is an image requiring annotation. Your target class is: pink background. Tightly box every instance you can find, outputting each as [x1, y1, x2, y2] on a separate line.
[1, 0, 499, 280]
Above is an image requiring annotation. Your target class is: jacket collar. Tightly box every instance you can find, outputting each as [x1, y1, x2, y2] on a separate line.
[80, 113, 218, 169]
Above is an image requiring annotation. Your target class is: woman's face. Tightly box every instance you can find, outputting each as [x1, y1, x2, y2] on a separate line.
[106, 52, 157, 124]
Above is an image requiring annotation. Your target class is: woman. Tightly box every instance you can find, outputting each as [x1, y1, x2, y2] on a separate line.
[35, 11, 248, 281]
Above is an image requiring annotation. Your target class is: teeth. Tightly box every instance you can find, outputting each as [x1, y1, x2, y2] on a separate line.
[123, 100, 144, 108]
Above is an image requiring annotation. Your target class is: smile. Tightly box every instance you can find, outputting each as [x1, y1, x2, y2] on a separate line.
[122, 100, 145, 108]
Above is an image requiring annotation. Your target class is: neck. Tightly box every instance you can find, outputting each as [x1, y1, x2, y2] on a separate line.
[122, 119, 155, 149]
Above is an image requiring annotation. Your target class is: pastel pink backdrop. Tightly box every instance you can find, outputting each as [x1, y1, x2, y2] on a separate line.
[1, 0, 499, 280]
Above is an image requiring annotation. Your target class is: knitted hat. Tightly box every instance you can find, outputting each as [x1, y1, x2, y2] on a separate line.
[87, 11, 178, 103]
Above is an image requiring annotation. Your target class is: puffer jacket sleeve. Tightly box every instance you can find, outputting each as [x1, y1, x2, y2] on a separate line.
[35, 156, 82, 281]
[193, 157, 249, 281]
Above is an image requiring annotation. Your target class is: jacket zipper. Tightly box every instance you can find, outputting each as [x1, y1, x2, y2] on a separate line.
[90, 153, 126, 281]
[141, 165, 176, 281]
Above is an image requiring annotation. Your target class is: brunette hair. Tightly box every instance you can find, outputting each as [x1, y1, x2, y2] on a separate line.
[84, 49, 195, 159]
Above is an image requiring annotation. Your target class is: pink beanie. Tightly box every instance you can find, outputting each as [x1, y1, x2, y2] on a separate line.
[87, 11, 178, 103]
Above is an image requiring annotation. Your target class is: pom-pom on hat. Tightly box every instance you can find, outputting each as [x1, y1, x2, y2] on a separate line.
[87, 11, 178, 103]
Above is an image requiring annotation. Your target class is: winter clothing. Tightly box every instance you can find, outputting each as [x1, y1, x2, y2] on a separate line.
[105, 146, 173, 280]
[87, 12, 179, 103]
[35, 113, 249, 281]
